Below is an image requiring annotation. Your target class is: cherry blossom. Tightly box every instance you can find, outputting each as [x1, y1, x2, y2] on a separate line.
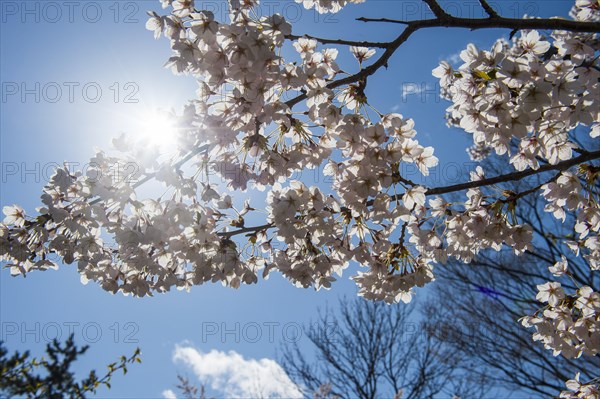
[560, 373, 599, 399]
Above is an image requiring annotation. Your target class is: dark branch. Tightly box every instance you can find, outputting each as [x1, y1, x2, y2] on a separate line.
[478, 0, 499, 18]
[285, 13, 599, 110]
[287, 34, 389, 48]
[217, 223, 273, 238]
[425, 150, 600, 197]
[285, 23, 421, 108]
[356, 15, 600, 33]
[497, 171, 562, 204]
[422, 0, 449, 18]
[217, 151, 600, 238]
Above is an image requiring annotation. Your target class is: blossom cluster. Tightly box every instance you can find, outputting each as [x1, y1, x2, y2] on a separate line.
[266, 181, 347, 290]
[541, 171, 600, 270]
[522, 258, 600, 399]
[522, 279, 599, 359]
[432, 2, 600, 394]
[1, 0, 448, 303]
[0, 0, 597, 303]
[434, 24, 599, 170]
[295, 0, 365, 14]
[560, 373, 600, 399]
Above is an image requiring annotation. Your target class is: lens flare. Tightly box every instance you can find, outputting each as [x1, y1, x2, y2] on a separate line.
[136, 109, 178, 150]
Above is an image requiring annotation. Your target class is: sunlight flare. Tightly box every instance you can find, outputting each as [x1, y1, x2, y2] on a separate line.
[135, 109, 178, 150]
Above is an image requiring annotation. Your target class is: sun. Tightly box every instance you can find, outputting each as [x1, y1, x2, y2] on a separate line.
[135, 109, 178, 150]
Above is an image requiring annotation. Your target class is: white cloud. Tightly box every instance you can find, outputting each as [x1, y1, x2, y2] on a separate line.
[447, 52, 461, 65]
[169, 345, 303, 398]
[436, 51, 462, 67]
[162, 389, 177, 399]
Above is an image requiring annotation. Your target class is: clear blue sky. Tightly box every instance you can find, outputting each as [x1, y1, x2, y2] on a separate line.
[0, 1, 574, 397]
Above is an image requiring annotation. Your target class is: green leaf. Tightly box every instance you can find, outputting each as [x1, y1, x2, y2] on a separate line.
[473, 70, 492, 81]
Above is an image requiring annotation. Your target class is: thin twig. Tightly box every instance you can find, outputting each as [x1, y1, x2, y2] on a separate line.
[287, 34, 389, 48]
[422, 0, 449, 18]
[478, 0, 499, 19]
[497, 171, 562, 204]
[218, 223, 273, 238]
[89, 144, 210, 206]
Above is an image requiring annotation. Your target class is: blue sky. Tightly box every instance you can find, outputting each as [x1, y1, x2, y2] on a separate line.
[0, 1, 575, 397]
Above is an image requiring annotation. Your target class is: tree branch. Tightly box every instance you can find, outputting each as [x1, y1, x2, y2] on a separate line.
[218, 151, 600, 238]
[89, 143, 210, 206]
[20, 7, 600, 247]
[287, 34, 389, 48]
[497, 171, 562, 204]
[285, 23, 421, 109]
[217, 223, 273, 238]
[356, 15, 600, 33]
[422, 0, 449, 18]
[285, 13, 599, 110]
[478, 0, 499, 19]
[424, 150, 600, 197]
